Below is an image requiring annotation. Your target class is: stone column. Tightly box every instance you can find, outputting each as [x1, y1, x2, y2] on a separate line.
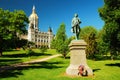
[66, 40, 93, 76]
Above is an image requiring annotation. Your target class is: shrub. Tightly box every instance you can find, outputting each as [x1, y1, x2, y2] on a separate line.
[26, 48, 34, 56]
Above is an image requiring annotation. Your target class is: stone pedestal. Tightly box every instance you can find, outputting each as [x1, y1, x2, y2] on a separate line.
[66, 40, 93, 76]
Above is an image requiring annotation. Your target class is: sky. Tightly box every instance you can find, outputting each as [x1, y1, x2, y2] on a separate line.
[0, 0, 104, 37]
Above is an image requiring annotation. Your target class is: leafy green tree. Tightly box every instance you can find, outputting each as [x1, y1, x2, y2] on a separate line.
[98, 0, 120, 59]
[80, 26, 98, 59]
[0, 8, 28, 56]
[80, 26, 97, 41]
[54, 23, 69, 58]
[86, 32, 97, 59]
[50, 39, 56, 49]
[68, 36, 75, 41]
[97, 29, 109, 56]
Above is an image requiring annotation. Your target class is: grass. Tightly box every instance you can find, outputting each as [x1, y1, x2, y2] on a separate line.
[89, 60, 120, 80]
[0, 49, 120, 80]
[0, 49, 57, 66]
[0, 56, 120, 79]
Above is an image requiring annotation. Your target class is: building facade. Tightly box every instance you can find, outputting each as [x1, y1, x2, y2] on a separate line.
[28, 6, 54, 48]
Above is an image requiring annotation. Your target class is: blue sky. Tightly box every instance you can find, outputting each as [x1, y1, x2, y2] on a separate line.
[0, 0, 104, 37]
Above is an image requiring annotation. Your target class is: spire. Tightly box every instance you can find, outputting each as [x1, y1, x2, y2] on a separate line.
[32, 5, 36, 13]
[48, 26, 52, 32]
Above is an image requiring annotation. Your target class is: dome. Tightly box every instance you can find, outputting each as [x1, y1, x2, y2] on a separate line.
[29, 6, 38, 20]
[29, 13, 38, 19]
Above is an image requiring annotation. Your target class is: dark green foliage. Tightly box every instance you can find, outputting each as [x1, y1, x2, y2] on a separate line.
[56, 23, 67, 41]
[24, 41, 35, 49]
[0, 8, 29, 56]
[98, 0, 120, 59]
[25, 48, 34, 56]
[16, 39, 28, 48]
[97, 29, 109, 56]
[80, 26, 98, 59]
[86, 32, 97, 59]
[80, 26, 97, 41]
[50, 39, 56, 49]
[40, 46, 48, 53]
[52, 23, 69, 58]
[97, 40, 109, 56]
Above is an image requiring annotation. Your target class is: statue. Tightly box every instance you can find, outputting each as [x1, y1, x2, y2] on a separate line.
[66, 14, 93, 76]
[71, 13, 81, 40]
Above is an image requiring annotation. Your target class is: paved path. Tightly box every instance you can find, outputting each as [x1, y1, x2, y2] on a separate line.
[0, 54, 61, 72]
[24, 54, 61, 64]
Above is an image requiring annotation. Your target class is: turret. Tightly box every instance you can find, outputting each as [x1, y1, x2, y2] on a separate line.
[29, 5, 39, 30]
[48, 26, 52, 33]
[28, 5, 38, 42]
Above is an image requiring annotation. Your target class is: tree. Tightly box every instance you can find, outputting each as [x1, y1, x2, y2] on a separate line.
[98, 0, 120, 59]
[50, 39, 56, 49]
[97, 29, 109, 56]
[80, 26, 97, 41]
[80, 26, 98, 59]
[0, 8, 29, 56]
[53, 23, 69, 58]
[86, 31, 97, 59]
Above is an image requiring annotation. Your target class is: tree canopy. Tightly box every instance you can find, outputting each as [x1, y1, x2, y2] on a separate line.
[80, 26, 98, 58]
[51, 23, 69, 58]
[98, 0, 120, 59]
[80, 26, 97, 41]
[0, 8, 29, 56]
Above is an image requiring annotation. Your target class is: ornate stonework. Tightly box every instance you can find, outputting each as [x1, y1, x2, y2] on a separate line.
[28, 6, 54, 48]
[66, 40, 93, 76]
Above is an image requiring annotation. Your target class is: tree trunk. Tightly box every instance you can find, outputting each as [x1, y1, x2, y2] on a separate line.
[110, 49, 114, 60]
[63, 53, 66, 59]
[111, 55, 114, 60]
[0, 37, 3, 56]
[0, 49, 2, 56]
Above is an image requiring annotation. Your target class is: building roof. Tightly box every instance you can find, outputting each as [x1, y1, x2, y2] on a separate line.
[29, 5, 38, 19]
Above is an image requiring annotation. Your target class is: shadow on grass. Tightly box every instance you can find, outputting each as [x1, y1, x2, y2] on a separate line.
[91, 55, 111, 61]
[92, 55, 120, 61]
[93, 69, 101, 72]
[0, 59, 22, 66]
[4, 49, 20, 52]
[27, 61, 64, 69]
[38, 61, 62, 68]
[0, 58, 21, 62]
[0, 61, 64, 78]
[2, 52, 51, 58]
[0, 69, 23, 78]
[105, 63, 120, 67]
[65, 56, 70, 59]
[59, 56, 70, 59]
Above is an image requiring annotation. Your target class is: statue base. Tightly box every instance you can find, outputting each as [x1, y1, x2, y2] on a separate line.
[66, 40, 93, 76]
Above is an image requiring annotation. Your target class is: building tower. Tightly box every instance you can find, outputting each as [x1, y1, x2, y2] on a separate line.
[48, 27, 53, 48]
[27, 5, 54, 48]
[28, 5, 38, 42]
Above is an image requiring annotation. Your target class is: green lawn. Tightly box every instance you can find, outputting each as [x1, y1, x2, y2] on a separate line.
[0, 49, 57, 66]
[0, 52, 120, 80]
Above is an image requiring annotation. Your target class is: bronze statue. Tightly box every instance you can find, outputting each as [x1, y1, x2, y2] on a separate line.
[71, 13, 81, 40]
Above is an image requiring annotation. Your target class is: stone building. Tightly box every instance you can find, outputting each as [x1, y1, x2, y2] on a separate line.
[28, 6, 54, 48]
